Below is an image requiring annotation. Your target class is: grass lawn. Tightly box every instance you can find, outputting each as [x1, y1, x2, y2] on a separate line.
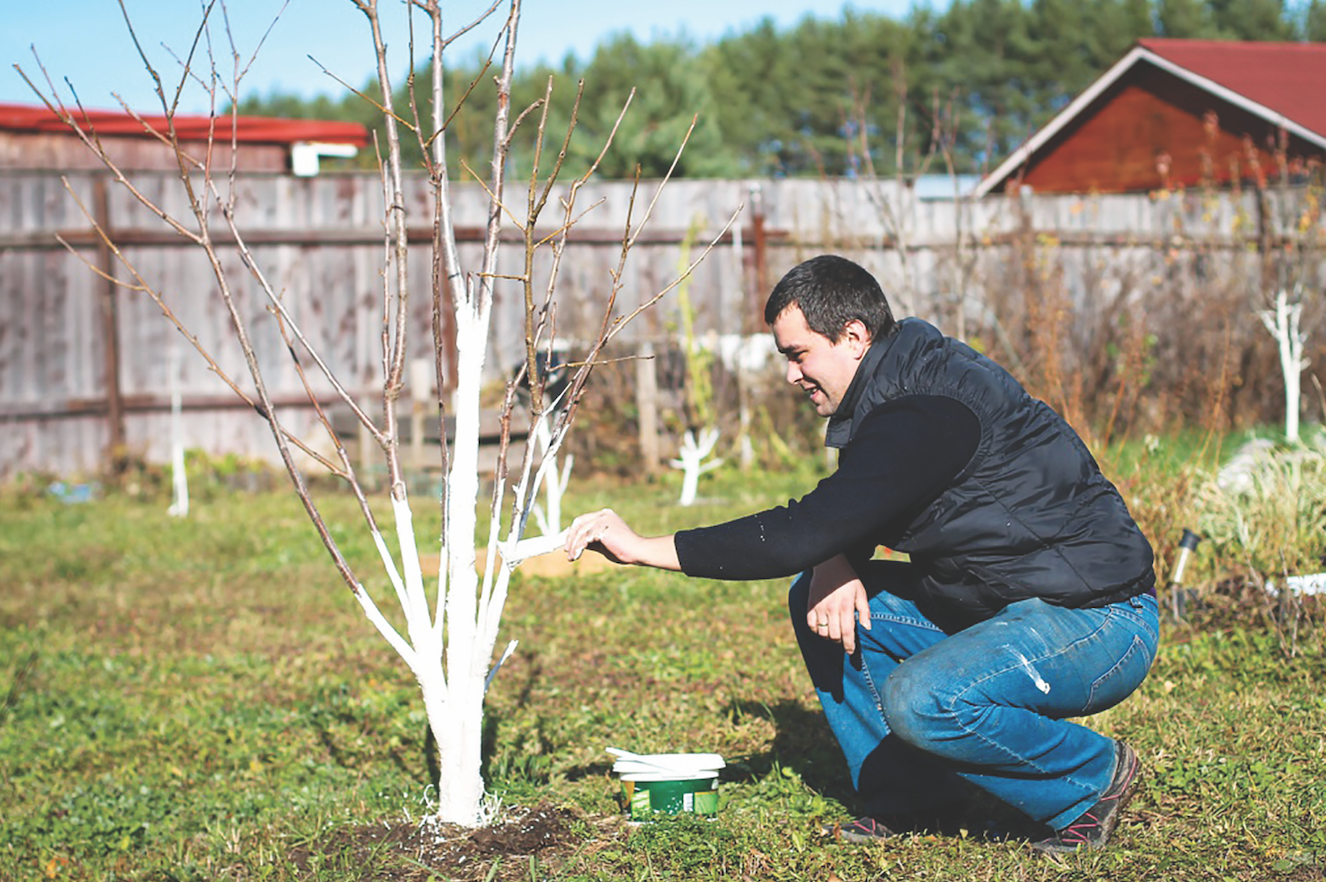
[1, 464, 1323, 881]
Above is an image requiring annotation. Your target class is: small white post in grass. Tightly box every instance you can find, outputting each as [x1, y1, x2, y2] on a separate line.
[1258, 285, 1308, 444]
[167, 343, 189, 518]
[671, 427, 722, 507]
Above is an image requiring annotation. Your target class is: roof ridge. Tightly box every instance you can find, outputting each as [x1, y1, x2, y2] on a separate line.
[1139, 36, 1326, 51]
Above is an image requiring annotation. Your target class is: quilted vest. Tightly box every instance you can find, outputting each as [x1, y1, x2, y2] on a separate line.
[827, 318, 1156, 623]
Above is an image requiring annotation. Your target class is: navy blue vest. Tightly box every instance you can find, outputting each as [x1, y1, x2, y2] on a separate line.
[828, 318, 1156, 622]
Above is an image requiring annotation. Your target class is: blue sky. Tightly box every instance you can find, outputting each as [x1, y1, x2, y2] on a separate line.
[6, 0, 921, 114]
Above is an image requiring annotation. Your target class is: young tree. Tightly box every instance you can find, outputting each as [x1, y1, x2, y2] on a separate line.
[671, 427, 723, 506]
[1259, 284, 1308, 443]
[1252, 135, 1321, 446]
[21, 0, 733, 827]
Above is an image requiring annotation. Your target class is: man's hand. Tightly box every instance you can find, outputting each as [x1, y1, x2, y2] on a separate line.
[807, 554, 871, 654]
[566, 508, 638, 564]
[564, 509, 682, 571]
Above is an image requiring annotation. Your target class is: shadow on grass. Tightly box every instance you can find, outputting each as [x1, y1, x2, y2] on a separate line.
[309, 708, 422, 785]
[546, 699, 852, 800]
[724, 698, 1047, 839]
[723, 698, 856, 804]
[479, 649, 553, 788]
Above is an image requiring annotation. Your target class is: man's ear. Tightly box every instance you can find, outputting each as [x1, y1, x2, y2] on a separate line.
[840, 319, 871, 358]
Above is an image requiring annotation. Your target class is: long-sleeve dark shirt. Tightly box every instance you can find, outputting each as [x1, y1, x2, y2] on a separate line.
[674, 395, 980, 580]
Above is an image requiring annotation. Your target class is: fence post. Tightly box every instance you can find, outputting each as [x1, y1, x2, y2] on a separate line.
[748, 184, 769, 334]
[94, 174, 126, 472]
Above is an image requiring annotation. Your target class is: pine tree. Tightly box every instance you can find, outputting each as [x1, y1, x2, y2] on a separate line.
[1309, 0, 1326, 39]
[1209, 0, 1295, 39]
[1158, 0, 1219, 37]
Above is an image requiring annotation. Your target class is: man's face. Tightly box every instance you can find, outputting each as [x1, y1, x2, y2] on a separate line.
[771, 304, 870, 417]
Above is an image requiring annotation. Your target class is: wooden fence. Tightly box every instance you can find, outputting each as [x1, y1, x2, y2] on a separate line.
[1, 170, 1318, 478]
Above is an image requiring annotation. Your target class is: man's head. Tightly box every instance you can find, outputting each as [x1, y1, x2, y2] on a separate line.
[763, 254, 896, 343]
[765, 255, 895, 417]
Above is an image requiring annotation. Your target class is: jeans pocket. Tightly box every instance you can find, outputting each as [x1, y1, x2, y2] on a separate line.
[1085, 632, 1155, 714]
[1119, 594, 1161, 645]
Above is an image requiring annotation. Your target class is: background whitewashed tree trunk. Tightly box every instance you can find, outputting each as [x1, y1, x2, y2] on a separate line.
[1258, 285, 1309, 445]
[671, 427, 722, 507]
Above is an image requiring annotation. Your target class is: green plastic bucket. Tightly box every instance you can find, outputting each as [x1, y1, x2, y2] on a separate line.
[620, 771, 720, 821]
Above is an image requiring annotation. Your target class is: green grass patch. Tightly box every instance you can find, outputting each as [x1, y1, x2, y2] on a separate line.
[1, 464, 1323, 880]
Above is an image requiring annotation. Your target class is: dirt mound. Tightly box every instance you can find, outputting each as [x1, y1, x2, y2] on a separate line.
[291, 803, 605, 881]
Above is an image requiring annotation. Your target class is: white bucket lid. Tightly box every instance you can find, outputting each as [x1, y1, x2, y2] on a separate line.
[618, 769, 720, 783]
[608, 749, 726, 777]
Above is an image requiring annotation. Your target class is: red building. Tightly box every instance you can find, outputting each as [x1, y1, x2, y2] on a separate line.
[0, 102, 369, 175]
[977, 39, 1326, 195]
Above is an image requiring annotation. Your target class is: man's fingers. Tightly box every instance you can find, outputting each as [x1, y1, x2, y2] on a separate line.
[807, 584, 868, 651]
[566, 509, 615, 560]
[808, 606, 834, 640]
[838, 609, 856, 653]
[843, 586, 868, 651]
[566, 518, 593, 560]
[808, 601, 858, 651]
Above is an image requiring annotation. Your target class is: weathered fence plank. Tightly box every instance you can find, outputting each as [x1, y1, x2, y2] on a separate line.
[1, 171, 1320, 477]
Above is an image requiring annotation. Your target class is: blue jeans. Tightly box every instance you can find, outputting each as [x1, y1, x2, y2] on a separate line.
[790, 564, 1159, 830]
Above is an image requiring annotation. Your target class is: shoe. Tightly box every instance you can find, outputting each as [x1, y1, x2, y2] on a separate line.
[1032, 741, 1141, 854]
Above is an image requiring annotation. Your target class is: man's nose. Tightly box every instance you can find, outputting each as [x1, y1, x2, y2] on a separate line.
[785, 361, 802, 384]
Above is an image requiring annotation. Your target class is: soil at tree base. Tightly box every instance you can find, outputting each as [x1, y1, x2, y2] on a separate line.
[287, 803, 606, 881]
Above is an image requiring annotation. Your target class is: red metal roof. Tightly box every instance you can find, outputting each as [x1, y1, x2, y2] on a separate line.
[0, 102, 370, 146]
[1138, 38, 1326, 137]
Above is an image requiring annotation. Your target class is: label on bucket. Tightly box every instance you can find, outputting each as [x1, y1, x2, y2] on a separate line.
[623, 774, 719, 821]
[629, 784, 651, 820]
[690, 789, 718, 813]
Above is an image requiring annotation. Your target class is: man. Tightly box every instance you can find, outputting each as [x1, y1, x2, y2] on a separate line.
[566, 254, 1158, 853]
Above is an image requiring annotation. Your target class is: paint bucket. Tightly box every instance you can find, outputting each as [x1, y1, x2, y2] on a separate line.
[610, 751, 725, 821]
[620, 771, 720, 821]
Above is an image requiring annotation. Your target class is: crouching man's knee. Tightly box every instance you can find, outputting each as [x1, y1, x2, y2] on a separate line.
[881, 663, 955, 752]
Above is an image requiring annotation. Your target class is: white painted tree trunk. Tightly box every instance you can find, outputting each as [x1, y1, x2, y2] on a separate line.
[1258, 287, 1308, 444]
[30, 0, 736, 831]
[670, 427, 723, 506]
